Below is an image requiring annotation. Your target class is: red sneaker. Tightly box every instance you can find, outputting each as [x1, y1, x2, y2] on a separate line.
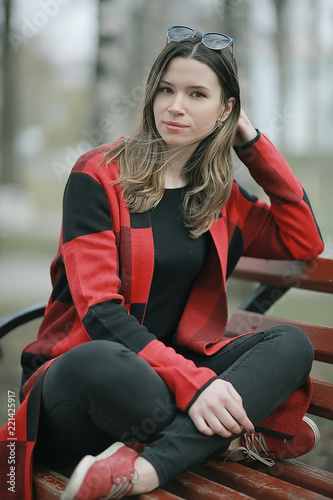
[61, 442, 139, 500]
[225, 416, 320, 466]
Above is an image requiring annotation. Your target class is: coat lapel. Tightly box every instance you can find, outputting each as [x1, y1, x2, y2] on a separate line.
[128, 211, 155, 320]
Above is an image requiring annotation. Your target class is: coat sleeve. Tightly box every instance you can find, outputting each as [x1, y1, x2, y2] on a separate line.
[233, 132, 324, 260]
[61, 159, 216, 412]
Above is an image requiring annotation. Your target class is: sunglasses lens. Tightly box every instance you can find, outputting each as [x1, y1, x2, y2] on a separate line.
[203, 34, 231, 50]
[168, 26, 195, 41]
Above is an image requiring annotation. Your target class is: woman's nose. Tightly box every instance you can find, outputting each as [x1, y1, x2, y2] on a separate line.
[168, 94, 185, 115]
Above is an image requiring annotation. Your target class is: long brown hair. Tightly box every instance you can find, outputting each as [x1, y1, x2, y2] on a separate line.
[105, 36, 241, 237]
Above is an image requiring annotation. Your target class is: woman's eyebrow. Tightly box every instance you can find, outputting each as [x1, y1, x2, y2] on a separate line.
[159, 79, 173, 86]
[188, 85, 210, 92]
[159, 79, 210, 92]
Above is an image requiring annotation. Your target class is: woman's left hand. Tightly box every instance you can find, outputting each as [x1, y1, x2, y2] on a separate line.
[234, 109, 257, 147]
[188, 379, 254, 438]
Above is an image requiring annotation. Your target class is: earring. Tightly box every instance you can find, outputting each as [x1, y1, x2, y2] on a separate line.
[217, 118, 223, 127]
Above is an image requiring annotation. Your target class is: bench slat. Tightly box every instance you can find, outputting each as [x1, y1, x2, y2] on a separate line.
[226, 310, 333, 363]
[33, 466, 185, 500]
[310, 379, 333, 420]
[140, 490, 185, 499]
[165, 471, 254, 499]
[191, 461, 330, 500]
[232, 257, 333, 293]
[33, 458, 333, 500]
[33, 466, 68, 500]
[244, 459, 333, 499]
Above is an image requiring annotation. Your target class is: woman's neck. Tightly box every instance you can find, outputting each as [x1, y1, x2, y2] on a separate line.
[163, 144, 195, 188]
[164, 164, 188, 188]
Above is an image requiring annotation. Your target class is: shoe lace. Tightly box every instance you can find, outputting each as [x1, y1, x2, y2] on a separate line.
[106, 470, 139, 499]
[224, 433, 275, 467]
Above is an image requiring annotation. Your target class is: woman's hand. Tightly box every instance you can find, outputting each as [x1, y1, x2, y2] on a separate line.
[188, 379, 254, 438]
[234, 109, 258, 147]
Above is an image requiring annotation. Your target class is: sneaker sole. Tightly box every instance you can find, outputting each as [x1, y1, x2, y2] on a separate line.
[302, 416, 320, 452]
[61, 442, 125, 500]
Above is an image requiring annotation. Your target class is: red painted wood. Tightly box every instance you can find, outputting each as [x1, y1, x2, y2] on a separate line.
[191, 461, 329, 499]
[33, 469, 184, 500]
[245, 459, 333, 499]
[33, 455, 333, 500]
[33, 466, 68, 500]
[164, 470, 254, 499]
[232, 257, 333, 293]
[140, 490, 184, 499]
[310, 379, 333, 420]
[226, 310, 333, 363]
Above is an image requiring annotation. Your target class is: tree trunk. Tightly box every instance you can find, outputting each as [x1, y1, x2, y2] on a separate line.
[272, 0, 288, 150]
[94, 0, 128, 145]
[216, 0, 251, 111]
[1, 0, 15, 183]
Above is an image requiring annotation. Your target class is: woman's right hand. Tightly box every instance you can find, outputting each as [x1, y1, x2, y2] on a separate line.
[188, 379, 254, 438]
[234, 109, 258, 147]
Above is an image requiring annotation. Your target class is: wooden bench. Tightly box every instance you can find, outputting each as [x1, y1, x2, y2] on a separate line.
[1, 256, 332, 499]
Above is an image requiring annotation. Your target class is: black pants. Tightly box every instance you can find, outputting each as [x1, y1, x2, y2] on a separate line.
[37, 325, 313, 485]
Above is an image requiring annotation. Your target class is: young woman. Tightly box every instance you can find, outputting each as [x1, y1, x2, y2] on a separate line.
[0, 26, 324, 500]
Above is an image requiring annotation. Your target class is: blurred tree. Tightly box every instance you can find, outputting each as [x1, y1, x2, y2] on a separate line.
[1, 0, 15, 183]
[272, 0, 288, 149]
[94, 0, 128, 145]
[308, 0, 320, 151]
[216, 0, 251, 110]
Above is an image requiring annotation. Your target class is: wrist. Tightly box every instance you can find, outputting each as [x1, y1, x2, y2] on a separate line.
[184, 376, 219, 413]
[234, 129, 261, 153]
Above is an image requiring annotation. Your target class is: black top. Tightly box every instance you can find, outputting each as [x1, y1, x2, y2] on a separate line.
[143, 187, 210, 340]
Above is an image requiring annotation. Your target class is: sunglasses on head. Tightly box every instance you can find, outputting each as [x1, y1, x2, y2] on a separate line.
[167, 25, 234, 62]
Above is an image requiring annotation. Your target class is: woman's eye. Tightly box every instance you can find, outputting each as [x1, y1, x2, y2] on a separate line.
[192, 91, 206, 98]
[159, 87, 173, 94]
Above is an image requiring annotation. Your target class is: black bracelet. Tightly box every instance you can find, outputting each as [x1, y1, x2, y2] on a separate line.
[234, 129, 261, 153]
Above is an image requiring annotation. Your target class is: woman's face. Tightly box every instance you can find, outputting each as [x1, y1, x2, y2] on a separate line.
[153, 57, 232, 150]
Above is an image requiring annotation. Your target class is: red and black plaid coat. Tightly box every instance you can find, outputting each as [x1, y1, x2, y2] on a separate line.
[0, 133, 324, 499]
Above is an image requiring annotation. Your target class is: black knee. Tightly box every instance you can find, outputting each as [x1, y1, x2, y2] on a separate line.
[63, 341, 142, 388]
[286, 325, 314, 363]
[43, 341, 133, 399]
[271, 325, 314, 381]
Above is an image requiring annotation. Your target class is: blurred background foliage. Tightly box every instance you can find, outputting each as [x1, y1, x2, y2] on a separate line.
[0, 0, 332, 472]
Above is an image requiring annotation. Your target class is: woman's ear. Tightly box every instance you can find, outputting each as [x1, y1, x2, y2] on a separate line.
[219, 97, 236, 122]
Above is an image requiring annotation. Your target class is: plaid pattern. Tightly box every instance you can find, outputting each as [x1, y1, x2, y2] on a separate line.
[0, 133, 323, 499]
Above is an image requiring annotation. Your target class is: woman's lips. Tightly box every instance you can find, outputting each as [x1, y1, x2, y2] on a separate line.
[164, 121, 189, 131]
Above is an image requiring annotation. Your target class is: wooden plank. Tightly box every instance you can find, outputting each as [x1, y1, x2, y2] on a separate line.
[310, 379, 333, 420]
[140, 490, 185, 499]
[226, 310, 333, 363]
[244, 459, 333, 499]
[191, 461, 330, 500]
[33, 468, 184, 500]
[32, 461, 333, 500]
[232, 257, 333, 293]
[33, 466, 67, 500]
[164, 470, 254, 500]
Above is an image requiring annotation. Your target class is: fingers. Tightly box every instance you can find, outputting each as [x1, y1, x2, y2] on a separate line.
[191, 407, 244, 438]
[188, 379, 254, 438]
[236, 109, 257, 144]
[225, 383, 254, 433]
[192, 416, 215, 436]
[204, 411, 241, 438]
[224, 397, 253, 435]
